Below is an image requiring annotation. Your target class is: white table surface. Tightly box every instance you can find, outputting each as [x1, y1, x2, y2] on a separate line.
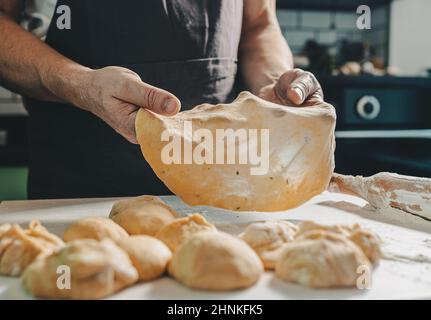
[1, 192, 431, 300]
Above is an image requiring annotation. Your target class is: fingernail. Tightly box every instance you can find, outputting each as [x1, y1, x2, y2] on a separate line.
[163, 98, 177, 114]
[292, 87, 304, 103]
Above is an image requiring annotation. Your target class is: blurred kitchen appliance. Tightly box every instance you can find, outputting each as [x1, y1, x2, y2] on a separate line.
[320, 75, 431, 177]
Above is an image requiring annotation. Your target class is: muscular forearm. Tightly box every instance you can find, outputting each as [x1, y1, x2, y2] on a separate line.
[0, 15, 90, 105]
[239, 1, 293, 95]
[0, 9, 180, 144]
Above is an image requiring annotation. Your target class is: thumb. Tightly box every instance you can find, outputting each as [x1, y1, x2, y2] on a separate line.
[287, 70, 320, 106]
[119, 76, 181, 115]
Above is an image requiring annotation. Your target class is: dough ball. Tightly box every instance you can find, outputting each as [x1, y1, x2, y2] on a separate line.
[295, 220, 354, 237]
[116, 235, 172, 281]
[63, 217, 129, 242]
[239, 220, 298, 269]
[110, 195, 178, 236]
[169, 231, 263, 290]
[296, 221, 381, 263]
[22, 239, 138, 299]
[349, 229, 382, 264]
[0, 224, 11, 237]
[276, 231, 371, 288]
[156, 213, 217, 252]
[0, 221, 64, 277]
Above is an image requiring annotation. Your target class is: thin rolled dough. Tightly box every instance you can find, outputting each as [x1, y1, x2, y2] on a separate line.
[136, 91, 336, 211]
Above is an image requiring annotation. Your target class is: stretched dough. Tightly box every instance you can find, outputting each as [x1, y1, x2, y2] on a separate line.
[116, 235, 172, 281]
[22, 239, 138, 299]
[156, 213, 217, 253]
[296, 221, 382, 263]
[169, 231, 263, 290]
[0, 221, 64, 277]
[276, 231, 371, 288]
[63, 217, 129, 242]
[136, 91, 336, 211]
[239, 220, 298, 269]
[109, 195, 178, 236]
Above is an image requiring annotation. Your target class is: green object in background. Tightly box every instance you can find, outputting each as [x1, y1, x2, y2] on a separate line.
[0, 167, 27, 201]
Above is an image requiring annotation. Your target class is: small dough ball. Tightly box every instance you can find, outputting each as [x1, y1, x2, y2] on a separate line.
[110, 195, 178, 236]
[63, 217, 129, 242]
[349, 229, 382, 264]
[276, 231, 371, 288]
[116, 235, 172, 281]
[296, 221, 381, 263]
[0, 221, 64, 277]
[239, 220, 298, 269]
[169, 231, 263, 291]
[22, 239, 138, 299]
[156, 214, 217, 252]
[0, 224, 11, 238]
[295, 220, 354, 238]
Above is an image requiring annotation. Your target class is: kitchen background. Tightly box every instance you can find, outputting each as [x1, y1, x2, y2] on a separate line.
[1, 0, 431, 200]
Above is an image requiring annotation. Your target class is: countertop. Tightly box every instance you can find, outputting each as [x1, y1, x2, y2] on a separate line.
[1, 192, 431, 299]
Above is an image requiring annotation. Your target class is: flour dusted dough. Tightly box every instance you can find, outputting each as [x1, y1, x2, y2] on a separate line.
[63, 217, 129, 242]
[239, 220, 298, 269]
[296, 221, 382, 263]
[156, 213, 217, 252]
[116, 235, 172, 281]
[169, 231, 263, 290]
[22, 239, 138, 299]
[110, 195, 178, 236]
[0, 221, 64, 276]
[0, 224, 11, 237]
[136, 91, 336, 211]
[276, 231, 371, 288]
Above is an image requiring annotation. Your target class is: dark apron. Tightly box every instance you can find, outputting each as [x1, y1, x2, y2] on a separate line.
[24, 0, 243, 199]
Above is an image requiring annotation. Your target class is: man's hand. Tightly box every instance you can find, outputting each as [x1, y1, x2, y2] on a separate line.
[73, 67, 181, 144]
[258, 68, 323, 107]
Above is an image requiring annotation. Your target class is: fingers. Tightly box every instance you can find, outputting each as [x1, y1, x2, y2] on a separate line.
[120, 110, 138, 144]
[117, 75, 181, 115]
[288, 69, 323, 105]
[275, 69, 323, 106]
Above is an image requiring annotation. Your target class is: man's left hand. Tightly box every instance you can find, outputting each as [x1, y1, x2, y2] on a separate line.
[259, 68, 324, 107]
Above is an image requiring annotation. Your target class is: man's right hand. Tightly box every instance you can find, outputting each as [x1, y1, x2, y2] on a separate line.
[71, 66, 181, 144]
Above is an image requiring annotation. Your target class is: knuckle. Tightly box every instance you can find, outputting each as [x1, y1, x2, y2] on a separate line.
[303, 71, 314, 79]
[145, 87, 158, 108]
[119, 77, 131, 92]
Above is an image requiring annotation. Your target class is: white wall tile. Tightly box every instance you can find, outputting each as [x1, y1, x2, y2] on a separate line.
[283, 30, 316, 47]
[277, 10, 298, 28]
[372, 6, 388, 27]
[300, 11, 331, 29]
[335, 12, 357, 29]
[318, 31, 337, 45]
